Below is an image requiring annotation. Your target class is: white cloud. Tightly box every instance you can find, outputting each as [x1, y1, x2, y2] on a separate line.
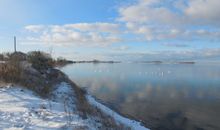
[110, 48, 220, 61]
[118, 0, 180, 25]
[118, 0, 220, 41]
[162, 43, 189, 48]
[25, 25, 45, 33]
[112, 45, 130, 51]
[185, 0, 220, 25]
[23, 23, 122, 46]
[119, 0, 220, 26]
[64, 23, 120, 34]
[23, 0, 220, 47]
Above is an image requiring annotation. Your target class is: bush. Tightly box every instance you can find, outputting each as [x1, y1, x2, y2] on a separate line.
[10, 52, 27, 61]
[0, 54, 3, 61]
[57, 57, 66, 62]
[27, 51, 54, 70]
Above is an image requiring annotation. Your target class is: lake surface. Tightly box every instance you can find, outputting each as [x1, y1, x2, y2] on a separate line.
[61, 63, 220, 130]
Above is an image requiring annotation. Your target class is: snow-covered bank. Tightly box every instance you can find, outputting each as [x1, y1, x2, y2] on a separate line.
[0, 83, 149, 130]
[0, 85, 96, 130]
[1, 51, 148, 129]
[86, 95, 150, 130]
[52, 82, 150, 130]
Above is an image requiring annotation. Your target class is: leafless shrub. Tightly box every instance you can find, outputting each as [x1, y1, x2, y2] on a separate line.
[27, 51, 54, 71]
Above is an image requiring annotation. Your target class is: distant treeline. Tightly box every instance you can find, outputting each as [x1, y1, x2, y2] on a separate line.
[72, 59, 121, 64]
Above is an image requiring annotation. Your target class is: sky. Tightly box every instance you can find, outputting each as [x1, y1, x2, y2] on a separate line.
[0, 0, 220, 61]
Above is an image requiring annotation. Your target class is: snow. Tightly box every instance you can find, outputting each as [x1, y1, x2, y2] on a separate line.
[0, 85, 95, 130]
[86, 95, 150, 130]
[0, 61, 5, 64]
[0, 82, 150, 130]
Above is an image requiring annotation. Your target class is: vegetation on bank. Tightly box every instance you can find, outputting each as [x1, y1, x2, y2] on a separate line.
[0, 51, 74, 91]
[0, 51, 73, 67]
[0, 51, 130, 130]
[0, 51, 60, 96]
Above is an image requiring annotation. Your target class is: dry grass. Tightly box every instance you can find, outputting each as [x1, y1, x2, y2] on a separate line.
[0, 51, 54, 97]
[0, 59, 22, 83]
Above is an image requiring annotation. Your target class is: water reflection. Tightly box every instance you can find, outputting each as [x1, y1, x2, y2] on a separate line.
[61, 63, 220, 130]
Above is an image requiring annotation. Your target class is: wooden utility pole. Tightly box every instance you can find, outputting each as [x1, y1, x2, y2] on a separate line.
[14, 36, 17, 52]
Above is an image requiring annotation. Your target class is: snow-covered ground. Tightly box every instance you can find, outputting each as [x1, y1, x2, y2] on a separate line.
[0, 83, 150, 130]
[0, 85, 96, 130]
[0, 61, 5, 64]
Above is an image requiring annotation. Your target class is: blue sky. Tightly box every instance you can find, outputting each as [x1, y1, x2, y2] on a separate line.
[0, 0, 220, 61]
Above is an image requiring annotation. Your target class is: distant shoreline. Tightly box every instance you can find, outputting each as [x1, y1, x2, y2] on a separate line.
[133, 61, 196, 64]
[71, 60, 121, 64]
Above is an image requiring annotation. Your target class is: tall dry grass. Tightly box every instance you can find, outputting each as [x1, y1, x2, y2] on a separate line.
[0, 59, 22, 83]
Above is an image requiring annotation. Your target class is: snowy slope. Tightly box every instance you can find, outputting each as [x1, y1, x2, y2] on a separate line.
[0, 83, 150, 130]
[53, 82, 149, 130]
[0, 85, 96, 130]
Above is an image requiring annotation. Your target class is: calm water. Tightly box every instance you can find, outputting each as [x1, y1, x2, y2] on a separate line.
[61, 63, 220, 130]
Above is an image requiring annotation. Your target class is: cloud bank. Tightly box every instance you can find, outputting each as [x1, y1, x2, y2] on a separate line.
[24, 0, 220, 47]
[24, 23, 122, 46]
[118, 0, 220, 41]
